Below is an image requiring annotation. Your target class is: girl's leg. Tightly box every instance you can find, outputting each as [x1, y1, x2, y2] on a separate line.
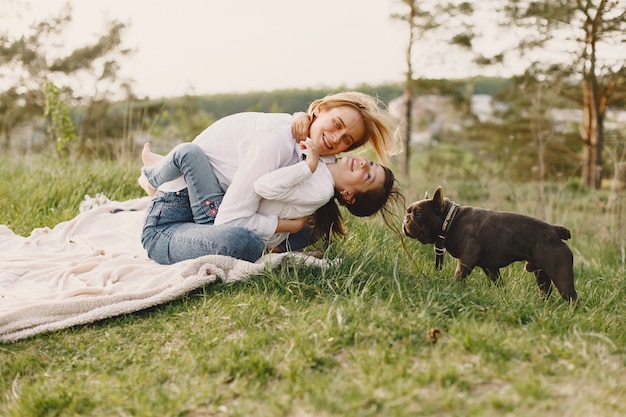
[142, 190, 264, 264]
[142, 142, 224, 224]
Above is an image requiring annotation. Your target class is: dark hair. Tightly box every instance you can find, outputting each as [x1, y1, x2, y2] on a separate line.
[343, 165, 396, 217]
[310, 166, 403, 244]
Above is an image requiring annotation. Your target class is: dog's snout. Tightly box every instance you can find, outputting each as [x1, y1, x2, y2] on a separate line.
[403, 208, 415, 226]
[403, 206, 418, 238]
[402, 202, 428, 241]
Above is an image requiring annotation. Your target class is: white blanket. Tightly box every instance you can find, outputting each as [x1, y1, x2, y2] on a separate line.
[0, 197, 332, 342]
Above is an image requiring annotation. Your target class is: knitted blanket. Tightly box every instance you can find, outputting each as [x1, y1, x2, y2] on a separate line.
[0, 197, 332, 342]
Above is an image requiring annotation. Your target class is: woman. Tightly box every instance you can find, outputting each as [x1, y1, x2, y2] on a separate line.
[141, 91, 399, 264]
[140, 137, 400, 252]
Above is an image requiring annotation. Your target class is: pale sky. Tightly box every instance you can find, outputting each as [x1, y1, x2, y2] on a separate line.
[4, 0, 519, 98]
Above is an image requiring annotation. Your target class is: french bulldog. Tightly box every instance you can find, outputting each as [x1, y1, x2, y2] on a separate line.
[403, 186, 577, 302]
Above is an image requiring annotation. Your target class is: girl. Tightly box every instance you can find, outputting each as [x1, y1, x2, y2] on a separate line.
[141, 91, 400, 264]
[140, 138, 399, 252]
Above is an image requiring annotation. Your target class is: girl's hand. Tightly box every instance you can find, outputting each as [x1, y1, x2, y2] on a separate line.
[291, 112, 310, 143]
[300, 138, 320, 173]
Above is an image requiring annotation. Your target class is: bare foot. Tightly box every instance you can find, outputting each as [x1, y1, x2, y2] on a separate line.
[139, 143, 164, 197]
[141, 143, 164, 166]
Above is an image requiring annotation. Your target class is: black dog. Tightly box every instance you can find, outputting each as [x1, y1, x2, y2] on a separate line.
[403, 186, 577, 302]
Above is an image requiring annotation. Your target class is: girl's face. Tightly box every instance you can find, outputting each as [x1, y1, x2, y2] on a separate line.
[333, 156, 385, 204]
[309, 105, 365, 156]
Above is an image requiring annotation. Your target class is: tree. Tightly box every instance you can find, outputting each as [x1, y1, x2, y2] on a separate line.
[392, 1, 418, 180]
[391, 1, 487, 180]
[43, 80, 77, 156]
[504, 0, 626, 189]
[481, 65, 581, 215]
[460, 75, 577, 188]
[0, 2, 132, 155]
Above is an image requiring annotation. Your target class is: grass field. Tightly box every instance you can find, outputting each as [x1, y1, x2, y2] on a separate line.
[1, 152, 625, 417]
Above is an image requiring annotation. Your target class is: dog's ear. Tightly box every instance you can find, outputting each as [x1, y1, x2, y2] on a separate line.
[433, 186, 446, 214]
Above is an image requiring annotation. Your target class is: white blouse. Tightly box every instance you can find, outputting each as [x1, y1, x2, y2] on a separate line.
[158, 112, 300, 241]
[255, 160, 335, 248]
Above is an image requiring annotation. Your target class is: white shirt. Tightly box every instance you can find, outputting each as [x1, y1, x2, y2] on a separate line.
[157, 112, 335, 242]
[255, 160, 335, 248]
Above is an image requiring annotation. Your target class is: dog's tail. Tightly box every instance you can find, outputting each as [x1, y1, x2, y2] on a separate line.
[554, 225, 571, 240]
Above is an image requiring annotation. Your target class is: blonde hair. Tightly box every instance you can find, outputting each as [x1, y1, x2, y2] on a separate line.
[307, 91, 400, 164]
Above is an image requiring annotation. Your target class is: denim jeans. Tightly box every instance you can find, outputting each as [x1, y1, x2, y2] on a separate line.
[142, 189, 265, 264]
[278, 223, 317, 252]
[142, 142, 223, 224]
[140, 143, 265, 264]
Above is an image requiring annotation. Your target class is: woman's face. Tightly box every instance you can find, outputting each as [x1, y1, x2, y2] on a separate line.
[309, 105, 365, 156]
[333, 156, 385, 204]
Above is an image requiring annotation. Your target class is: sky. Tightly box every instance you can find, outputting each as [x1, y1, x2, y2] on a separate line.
[4, 0, 518, 98]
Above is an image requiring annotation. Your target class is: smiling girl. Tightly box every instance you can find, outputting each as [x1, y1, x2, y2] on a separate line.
[140, 91, 400, 264]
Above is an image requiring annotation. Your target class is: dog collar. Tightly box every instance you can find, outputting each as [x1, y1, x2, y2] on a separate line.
[435, 201, 459, 269]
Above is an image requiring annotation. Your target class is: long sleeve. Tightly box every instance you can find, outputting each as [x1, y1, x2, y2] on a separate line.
[254, 161, 334, 209]
[213, 127, 297, 240]
[255, 161, 335, 248]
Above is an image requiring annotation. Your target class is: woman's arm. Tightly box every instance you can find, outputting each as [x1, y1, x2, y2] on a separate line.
[275, 216, 310, 233]
[214, 131, 295, 240]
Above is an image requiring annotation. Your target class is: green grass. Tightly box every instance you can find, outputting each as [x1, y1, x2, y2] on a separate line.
[1, 153, 625, 416]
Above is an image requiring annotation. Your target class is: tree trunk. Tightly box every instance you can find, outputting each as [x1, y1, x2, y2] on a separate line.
[1, 127, 10, 152]
[402, 89, 412, 181]
[79, 101, 94, 156]
[400, 0, 417, 182]
[580, 71, 604, 190]
[578, 4, 608, 190]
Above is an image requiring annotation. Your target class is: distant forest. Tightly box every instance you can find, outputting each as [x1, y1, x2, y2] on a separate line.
[4, 1, 624, 190]
[134, 77, 509, 121]
[6, 75, 624, 189]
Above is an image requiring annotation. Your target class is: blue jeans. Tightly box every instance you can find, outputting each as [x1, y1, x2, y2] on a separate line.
[141, 143, 265, 264]
[142, 190, 265, 264]
[142, 142, 223, 224]
[278, 224, 317, 252]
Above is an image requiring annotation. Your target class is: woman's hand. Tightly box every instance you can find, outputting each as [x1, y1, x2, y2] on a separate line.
[276, 216, 310, 233]
[291, 112, 310, 143]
